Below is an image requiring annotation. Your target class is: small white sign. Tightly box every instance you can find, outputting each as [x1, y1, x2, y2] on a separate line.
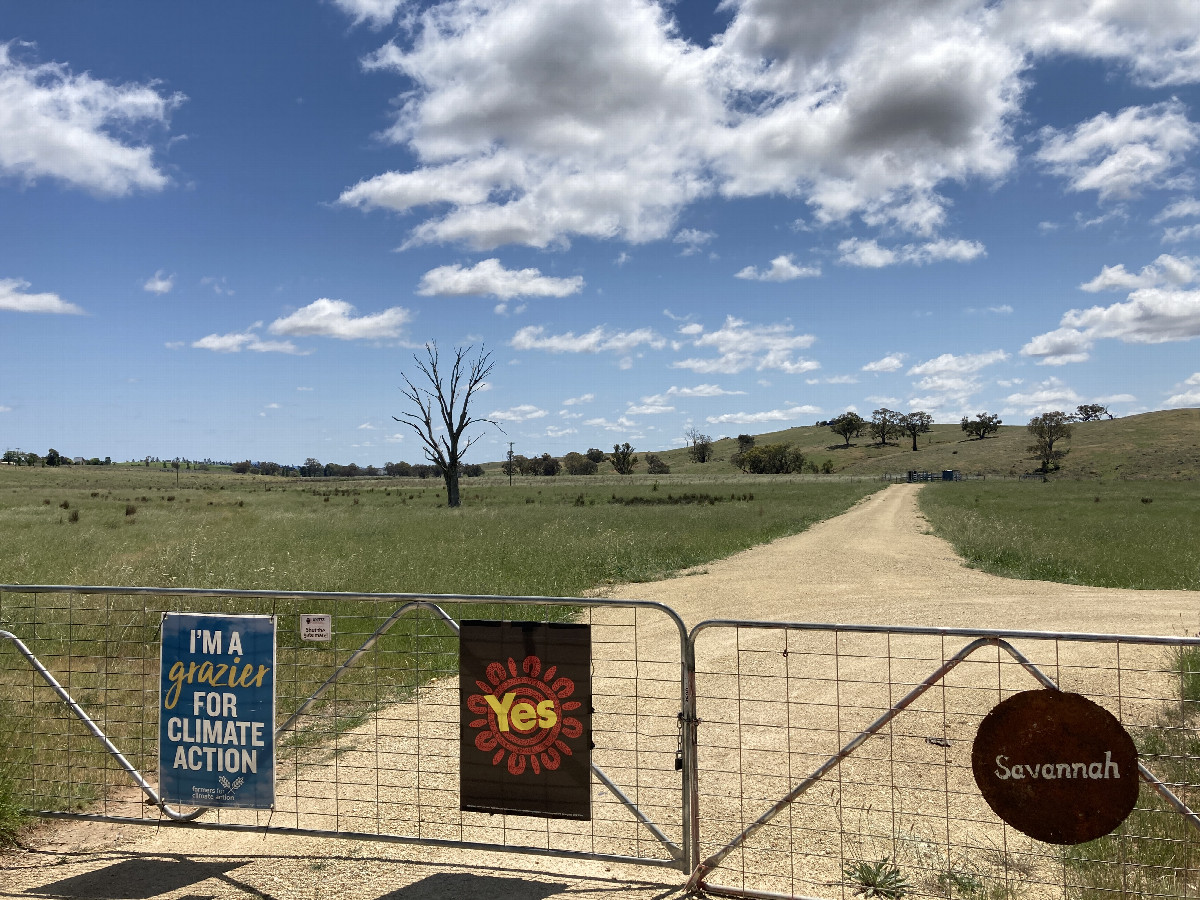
[300, 614, 332, 642]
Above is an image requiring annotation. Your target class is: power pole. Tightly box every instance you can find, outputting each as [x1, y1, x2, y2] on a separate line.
[507, 442, 514, 487]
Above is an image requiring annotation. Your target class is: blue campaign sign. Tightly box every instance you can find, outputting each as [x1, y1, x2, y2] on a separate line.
[159, 612, 276, 809]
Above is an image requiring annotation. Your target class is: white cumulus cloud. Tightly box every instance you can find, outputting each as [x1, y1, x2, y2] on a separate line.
[269, 298, 412, 340]
[337, 0, 1029, 249]
[417, 258, 583, 299]
[905, 349, 1009, 406]
[674, 228, 716, 255]
[707, 405, 820, 425]
[735, 254, 821, 282]
[1000, 0, 1200, 88]
[1080, 253, 1199, 292]
[143, 270, 175, 295]
[1165, 372, 1200, 407]
[1005, 377, 1082, 414]
[669, 383, 746, 398]
[332, 0, 1200, 256]
[1035, 101, 1199, 203]
[331, 0, 407, 28]
[862, 353, 906, 373]
[1025, 253, 1200, 363]
[1019, 328, 1093, 366]
[0, 278, 84, 315]
[0, 42, 182, 196]
[511, 324, 665, 354]
[489, 404, 547, 422]
[674, 316, 818, 375]
[838, 237, 986, 268]
[191, 327, 306, 355]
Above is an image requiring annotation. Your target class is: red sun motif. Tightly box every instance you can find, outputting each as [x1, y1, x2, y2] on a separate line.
[467, 654, 584, 776]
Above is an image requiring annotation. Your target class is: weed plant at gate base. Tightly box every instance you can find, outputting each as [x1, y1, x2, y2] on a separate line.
[1063, 645, 1200, 898]
[843, 857, 910, 898]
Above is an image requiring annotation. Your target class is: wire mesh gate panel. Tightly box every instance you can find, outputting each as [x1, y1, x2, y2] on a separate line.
[0, 585, 689, 870]
[687, 621, 1200, 900]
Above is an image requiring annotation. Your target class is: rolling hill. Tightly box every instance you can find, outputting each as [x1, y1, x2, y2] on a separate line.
[579, 408, 1200, 480]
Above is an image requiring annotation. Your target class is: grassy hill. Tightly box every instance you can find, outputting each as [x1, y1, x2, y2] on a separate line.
[539, 408, 1200, 481]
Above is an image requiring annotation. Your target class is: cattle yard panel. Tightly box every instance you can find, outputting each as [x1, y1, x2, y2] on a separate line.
[686, 621, 1200, 900]
[0, 585, 692, 870]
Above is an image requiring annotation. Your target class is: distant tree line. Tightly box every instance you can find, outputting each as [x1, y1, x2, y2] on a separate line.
[502, 447, 612, 476]
[229, 458, 488, 479]
[3, 449, 114, 466]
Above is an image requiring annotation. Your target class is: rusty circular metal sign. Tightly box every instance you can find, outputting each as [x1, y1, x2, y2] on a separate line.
[971, 689, 1139, 845]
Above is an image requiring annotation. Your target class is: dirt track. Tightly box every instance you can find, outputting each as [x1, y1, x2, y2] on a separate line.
[596, 483, 1200, 635]
[4, 484, 1198, 900]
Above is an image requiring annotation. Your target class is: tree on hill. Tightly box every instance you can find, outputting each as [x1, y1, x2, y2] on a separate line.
[741, 443, 804, 474]
[610, 442, 638, 475]
[731, 434, 755, 471]
[585, 448, 606, 463]
[1074, 403, 1112, 421]
[898, 411, 933, 451]
[563, 451, 597, 475]
[645, 453, 670, 474]
[394, 343, 498, 508]
[829, 411, 866, 446]
[1027, 411, 1073, 473]
[684, 426, 713, 463]
[960, 412, 1002, 439]
[870, 408, 901, 446]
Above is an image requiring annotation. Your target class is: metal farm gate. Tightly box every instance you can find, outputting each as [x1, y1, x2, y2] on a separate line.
[685, 621, 1200, 900]
[5, 585, 1200, 899]
[0, 585, 692, 871]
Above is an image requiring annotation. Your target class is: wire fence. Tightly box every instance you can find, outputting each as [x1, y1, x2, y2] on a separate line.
[687, 622, 1200, 900]
[0, 586, 689, 870]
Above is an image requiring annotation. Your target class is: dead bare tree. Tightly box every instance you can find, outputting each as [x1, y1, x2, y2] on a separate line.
[394, 343, 498, 508]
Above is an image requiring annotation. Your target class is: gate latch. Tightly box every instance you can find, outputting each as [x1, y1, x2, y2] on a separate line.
[675, 711, 701, 771]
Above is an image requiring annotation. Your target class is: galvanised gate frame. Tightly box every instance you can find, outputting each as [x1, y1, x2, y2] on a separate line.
[685, 620, 1200, 900]
[0, 585, 696, 872]
[4, 585, 1200, 899]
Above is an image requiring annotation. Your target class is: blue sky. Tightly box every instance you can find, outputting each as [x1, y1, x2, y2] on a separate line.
[2, 0, 1200, 467]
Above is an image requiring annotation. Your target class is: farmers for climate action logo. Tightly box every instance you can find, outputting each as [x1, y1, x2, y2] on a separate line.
[459, 620, 591, 820]
[467, 653, 584, 775]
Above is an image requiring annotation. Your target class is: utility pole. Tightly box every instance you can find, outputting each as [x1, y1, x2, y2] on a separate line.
[507, 442, 514, 487]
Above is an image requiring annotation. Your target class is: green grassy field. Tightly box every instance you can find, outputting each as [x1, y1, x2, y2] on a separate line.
[918, 480, 1200, 591]
[0, 465, 882, 593]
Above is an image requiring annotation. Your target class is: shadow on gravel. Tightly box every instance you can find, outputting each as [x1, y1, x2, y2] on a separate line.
[23, 858, 246, 899]
[12, 852, 682, 900]
[378, 873, 567, 900]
